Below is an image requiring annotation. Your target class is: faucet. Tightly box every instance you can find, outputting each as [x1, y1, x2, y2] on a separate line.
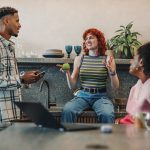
[39, 80, 56, 108]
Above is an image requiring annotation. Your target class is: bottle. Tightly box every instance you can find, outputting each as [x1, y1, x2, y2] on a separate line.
[144, 113, 150, 131]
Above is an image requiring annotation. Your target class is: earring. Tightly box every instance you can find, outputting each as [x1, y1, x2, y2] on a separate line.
[141, 67, 144, 72]
[135, 67, 139, 70]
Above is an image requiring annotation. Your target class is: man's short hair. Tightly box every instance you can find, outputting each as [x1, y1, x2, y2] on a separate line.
[0, 7, 18, 19]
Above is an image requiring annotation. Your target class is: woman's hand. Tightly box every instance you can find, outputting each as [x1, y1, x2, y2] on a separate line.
[104, 56, 116, 74]
[56, 63, 70, 73]
[104, 55, 119, 89]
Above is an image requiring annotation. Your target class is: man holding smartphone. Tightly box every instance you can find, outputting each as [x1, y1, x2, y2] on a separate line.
[0, 7, 42, 124]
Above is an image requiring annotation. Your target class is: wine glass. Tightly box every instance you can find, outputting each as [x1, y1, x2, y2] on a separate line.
[74, 45, 81, 56]
[144, 113, 150, 130]
[65, 45, 72, 58]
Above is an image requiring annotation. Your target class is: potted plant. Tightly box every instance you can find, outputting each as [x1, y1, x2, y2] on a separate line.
[107, 22, 142, 59]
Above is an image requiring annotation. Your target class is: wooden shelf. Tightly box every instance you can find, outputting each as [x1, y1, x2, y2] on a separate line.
[17, 57, 131, 65]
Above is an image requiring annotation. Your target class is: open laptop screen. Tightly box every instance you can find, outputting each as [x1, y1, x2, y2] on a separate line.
[14, 101, 99, 131]
[14, 101, 61, 129]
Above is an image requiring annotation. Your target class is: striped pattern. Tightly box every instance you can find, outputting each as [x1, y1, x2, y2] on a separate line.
[80, 55, 108, 89]
[0, 35, 21, 123]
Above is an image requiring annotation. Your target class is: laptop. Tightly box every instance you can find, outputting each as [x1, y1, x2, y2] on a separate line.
[0, 122, 11, 131]
[14, 101, 99, 131]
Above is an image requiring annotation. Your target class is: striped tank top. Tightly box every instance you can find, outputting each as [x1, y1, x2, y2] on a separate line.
[80, 55, 108, 89]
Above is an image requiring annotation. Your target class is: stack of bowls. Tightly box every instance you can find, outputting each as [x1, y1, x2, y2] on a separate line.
[43, 49, 64, 58]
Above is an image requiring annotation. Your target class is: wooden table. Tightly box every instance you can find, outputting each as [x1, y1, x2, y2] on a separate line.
[0, 123, 150, 150]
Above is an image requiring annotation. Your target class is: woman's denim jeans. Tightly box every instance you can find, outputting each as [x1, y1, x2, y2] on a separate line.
[61, 90, 114, 123]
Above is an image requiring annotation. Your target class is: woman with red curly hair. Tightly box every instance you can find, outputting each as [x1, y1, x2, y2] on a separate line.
[83, 28, 107, 56]
[61, 28, 119, 123]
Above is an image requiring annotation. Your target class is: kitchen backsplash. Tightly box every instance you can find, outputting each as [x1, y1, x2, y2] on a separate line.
[17, 58, 137, 108]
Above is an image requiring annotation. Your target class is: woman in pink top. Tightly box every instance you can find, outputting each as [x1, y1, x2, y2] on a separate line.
[117, 42, 150, 124]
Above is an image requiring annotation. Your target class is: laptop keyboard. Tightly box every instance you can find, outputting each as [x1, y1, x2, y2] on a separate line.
[62, 123, 99, 131]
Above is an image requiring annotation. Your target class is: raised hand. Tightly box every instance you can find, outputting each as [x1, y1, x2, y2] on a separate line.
[103, 56, 116, 73]
[56, 63, 70, 72]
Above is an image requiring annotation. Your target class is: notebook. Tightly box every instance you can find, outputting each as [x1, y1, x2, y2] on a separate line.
[14, 101, 99, 131]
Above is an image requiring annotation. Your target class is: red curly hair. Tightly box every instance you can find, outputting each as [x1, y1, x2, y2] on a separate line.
[83, 28, 107, 56]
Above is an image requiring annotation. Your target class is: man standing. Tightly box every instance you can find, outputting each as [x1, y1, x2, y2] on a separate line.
[0, 7, 41, 123]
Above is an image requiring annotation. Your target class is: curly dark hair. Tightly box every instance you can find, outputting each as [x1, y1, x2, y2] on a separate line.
[138, 42, 150, 76]
[82, 28, 107, 56]
[0, 7, 18, 19]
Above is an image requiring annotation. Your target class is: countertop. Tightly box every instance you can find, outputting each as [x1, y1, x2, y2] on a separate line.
[0, 123, 150, 150]
[17, 57, 131, 64]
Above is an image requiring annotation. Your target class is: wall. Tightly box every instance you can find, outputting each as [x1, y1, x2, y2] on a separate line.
[1, 0, 150, 57]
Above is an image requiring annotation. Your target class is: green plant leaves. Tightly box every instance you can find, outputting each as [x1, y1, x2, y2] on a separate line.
[123, 47, 128, 56]
[127, 35, 132, 43]
[130, 47, 134, 56]
[107, 22, 142, 58]
[115, 29, 124, 32]
[126, 22, 133, 30]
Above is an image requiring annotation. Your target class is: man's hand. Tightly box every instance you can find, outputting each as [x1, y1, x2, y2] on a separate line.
[21, 70, 44, 84]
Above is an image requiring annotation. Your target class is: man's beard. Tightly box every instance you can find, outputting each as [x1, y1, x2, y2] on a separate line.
[12, 33, 18, 37]
[9, 29, 18, 37]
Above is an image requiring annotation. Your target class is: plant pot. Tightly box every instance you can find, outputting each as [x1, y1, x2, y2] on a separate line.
[114, 51, 121, 59]
[121, 48, 133, 59]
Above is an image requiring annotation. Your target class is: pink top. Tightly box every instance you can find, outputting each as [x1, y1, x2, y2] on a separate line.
[126, 78, 150, 115]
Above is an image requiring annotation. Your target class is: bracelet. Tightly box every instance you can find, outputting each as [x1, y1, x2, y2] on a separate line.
[109, 71, 116, 76]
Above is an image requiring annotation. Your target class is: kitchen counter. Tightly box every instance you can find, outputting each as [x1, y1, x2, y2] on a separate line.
[17, 57, 131, 64]
[17, 57, 137, 107]
[0, 123, 150, 150]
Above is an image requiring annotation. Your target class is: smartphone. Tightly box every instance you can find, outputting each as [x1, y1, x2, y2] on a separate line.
[38, 71, 46, 77]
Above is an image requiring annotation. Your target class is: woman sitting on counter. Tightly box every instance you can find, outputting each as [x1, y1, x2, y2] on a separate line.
[117, 42, 150, 128]
[59, 28, 119, 123]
